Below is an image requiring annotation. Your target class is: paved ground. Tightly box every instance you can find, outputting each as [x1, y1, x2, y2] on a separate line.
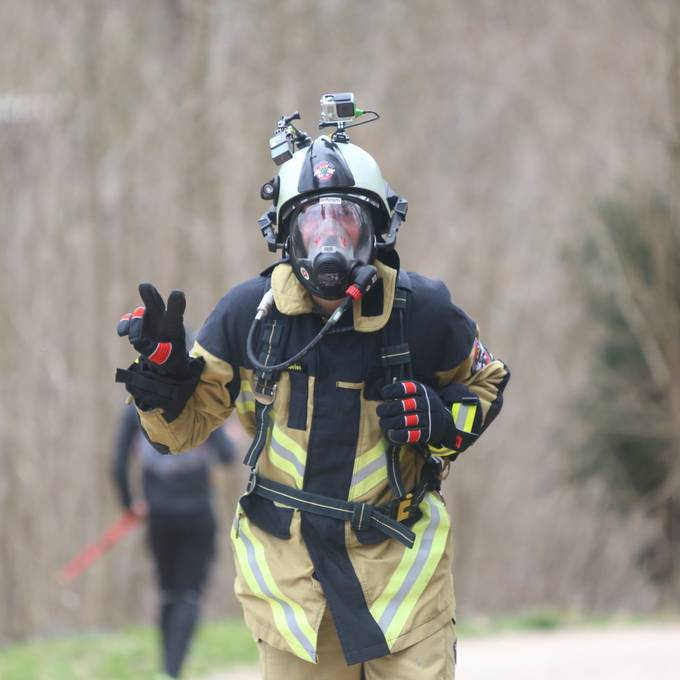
[196, 624, 680, 680]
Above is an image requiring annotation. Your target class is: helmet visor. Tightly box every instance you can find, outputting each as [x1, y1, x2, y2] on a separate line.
[289, 196, 374, 263]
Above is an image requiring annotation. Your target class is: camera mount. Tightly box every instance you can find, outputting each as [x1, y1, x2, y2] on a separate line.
[318, 92, 380, 143]
[269, 111, 312, 166]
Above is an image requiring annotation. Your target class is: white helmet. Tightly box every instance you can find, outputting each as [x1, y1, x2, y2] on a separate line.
[258, 136, 407, 298]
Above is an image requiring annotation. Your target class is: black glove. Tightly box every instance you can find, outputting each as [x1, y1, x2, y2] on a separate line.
[117, 283, 191, 375]
[115, 283, 204, 421]
[377, 380, 480, 452]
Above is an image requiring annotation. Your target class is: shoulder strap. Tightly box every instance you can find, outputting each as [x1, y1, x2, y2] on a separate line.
[380, 271, 413, 498]
[243, 276, 290, 469]
[380, 271, 412, 382]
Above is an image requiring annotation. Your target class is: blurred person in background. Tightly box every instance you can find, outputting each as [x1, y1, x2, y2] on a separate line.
[111, 402, 237, 679]
[115, 96, 509, 679]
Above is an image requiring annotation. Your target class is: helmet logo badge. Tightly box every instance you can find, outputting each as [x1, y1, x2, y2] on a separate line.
[313, 160, 335, 181]
[300, 266, 310, 280]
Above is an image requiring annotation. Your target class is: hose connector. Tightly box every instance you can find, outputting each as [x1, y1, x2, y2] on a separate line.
[255, 289, 275, 320]
[345, 264, 378, 301]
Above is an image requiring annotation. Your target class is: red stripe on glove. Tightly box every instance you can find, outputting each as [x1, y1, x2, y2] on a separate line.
[407, 430, 421, 444]
[131, 306, 145, 319]
[405, 414, 419, 427]
[401, 398, 417, 412]
[402, 381, 417, 395]
[148, 342, 172, 365]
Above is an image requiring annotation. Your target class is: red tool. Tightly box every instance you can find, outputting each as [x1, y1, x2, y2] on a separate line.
[57, 511, 142, 585]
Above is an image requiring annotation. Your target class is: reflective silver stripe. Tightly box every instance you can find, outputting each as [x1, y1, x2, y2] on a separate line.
[264, 320, 278, 366]
[390, 445, 404, 497]
[378, 502, 441, 632]
[454, 405, 470, 431]
[238, 388, 255, 403]
[239, 528, 317, 661]
[382, 351, 410, 360]
[270, 433, 305, 478]
[351, 453, 385, 489]
[422, 386, 432, 441]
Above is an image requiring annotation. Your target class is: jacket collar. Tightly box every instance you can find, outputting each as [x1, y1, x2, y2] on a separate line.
[270, 261, 398, 333]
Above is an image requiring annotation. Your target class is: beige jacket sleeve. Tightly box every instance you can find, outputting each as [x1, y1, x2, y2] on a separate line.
[136, 342, 235, 453]
[435, 325, 510, 427]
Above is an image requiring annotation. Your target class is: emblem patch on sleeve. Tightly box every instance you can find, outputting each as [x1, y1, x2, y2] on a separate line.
[471, 338, 493, 374]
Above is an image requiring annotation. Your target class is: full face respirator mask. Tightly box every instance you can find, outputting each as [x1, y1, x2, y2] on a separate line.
[288, 194, 375, 300]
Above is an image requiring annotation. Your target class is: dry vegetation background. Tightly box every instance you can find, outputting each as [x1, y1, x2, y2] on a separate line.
[0, 0, 678, 643]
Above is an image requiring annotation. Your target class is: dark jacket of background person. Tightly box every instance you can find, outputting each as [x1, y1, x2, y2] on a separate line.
[112, 404, 236, 516]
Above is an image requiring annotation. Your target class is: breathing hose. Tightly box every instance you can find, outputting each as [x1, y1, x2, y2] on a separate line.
[246, 264, 378, 373]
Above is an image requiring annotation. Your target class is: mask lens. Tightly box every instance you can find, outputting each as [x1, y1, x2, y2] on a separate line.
[290, 197, 373, 261]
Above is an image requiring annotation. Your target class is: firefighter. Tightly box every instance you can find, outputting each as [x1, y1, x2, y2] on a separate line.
[111, 404, 236, 678]
[116, 98, 509, 679]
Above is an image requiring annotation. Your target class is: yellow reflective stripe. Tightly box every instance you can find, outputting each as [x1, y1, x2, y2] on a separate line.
[271, 422, 307, 466]
[451, 402, 477, 434]
[369, 494, 450, 646]
[236, 398, 255, 414]
[348, 437, 388, 501]
[231, 516, 317, 662]
[236, 380, 256, 414]
[463, 404, 477, 433]
[268, 423, 306, 487]
[428, 443, 458, 457]
[268, 447, 303, 486]
[267, 432, 305, 489]
[351, 464, 387, 500]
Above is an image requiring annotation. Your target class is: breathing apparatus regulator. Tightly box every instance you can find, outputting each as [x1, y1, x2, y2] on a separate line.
[247, 93, 409, 385]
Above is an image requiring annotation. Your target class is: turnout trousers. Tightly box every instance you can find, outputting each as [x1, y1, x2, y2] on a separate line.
[257, 607, 456, 680]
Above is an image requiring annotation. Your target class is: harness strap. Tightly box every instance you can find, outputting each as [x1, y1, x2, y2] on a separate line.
[254, 316, 285, 399]
[382, 457, 442, 522]
[386, 445, 406, 498]
[249, 474, 418, 548]
[243, 401, 274, 467]
[382, 271, 413, 498]
[244, 280, 289, 468]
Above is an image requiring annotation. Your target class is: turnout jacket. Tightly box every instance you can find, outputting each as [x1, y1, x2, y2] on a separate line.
[137, 261, 509, 665]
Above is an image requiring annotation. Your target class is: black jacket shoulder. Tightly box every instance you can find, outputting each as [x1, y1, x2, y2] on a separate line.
[196, 275, 268, 368]
[405, 271, 477, 377]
